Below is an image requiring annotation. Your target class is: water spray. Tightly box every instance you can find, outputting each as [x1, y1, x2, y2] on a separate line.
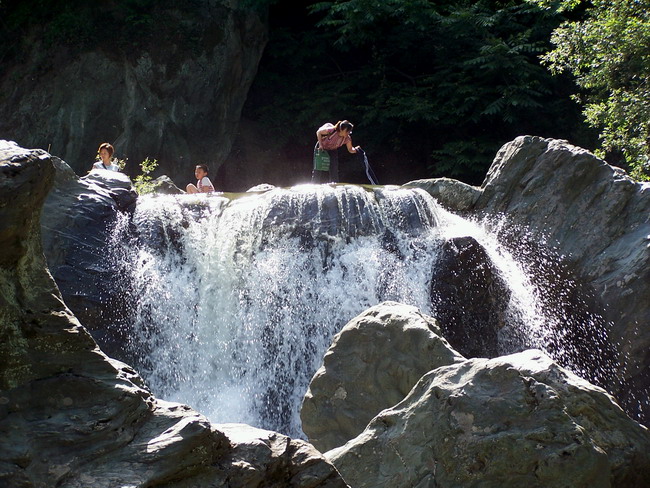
[357, 148, 378, 185]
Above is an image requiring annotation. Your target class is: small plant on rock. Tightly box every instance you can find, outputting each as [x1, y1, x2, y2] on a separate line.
[133, 157, 158, 195]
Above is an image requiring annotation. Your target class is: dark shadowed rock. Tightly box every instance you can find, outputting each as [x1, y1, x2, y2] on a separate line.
[409, 136, 650, 423]
[40, 156, 136, 359]
[302, 302, 465, 453]
[430, 235, 511, 358]
[0, 140, 348, 488]
[0, 5, 268, 183]
[327, 349, 650, 488]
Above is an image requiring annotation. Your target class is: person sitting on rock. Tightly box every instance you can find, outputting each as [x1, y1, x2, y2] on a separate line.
[312, 120, 361, 183]
[92, 142, 120, 172]
[186, 164, 215, 194]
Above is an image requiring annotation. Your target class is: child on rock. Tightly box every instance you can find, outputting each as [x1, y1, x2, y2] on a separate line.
[186, 164, 215, 194]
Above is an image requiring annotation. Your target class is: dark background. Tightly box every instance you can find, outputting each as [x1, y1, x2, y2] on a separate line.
[0, 0, 600, 190]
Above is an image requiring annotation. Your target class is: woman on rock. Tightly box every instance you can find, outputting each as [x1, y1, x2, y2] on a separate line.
[312, 120, 361, 183]
[92, 143, 120, 172]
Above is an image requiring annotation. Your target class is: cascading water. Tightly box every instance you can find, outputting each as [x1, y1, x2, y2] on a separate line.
[109, 184, 611, 438]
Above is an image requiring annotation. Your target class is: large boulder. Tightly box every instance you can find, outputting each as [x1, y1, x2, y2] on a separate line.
[430, 236, 511, 358]
[0, 3, 268, 183]
[408, 136, 650, 422]
[327, 349, 650, 488]
[404, 177, 481, 212]
[0, 140, 347, 487]
[301, 302, 465, 453]
[40, 156, 136, 360]
[474, 136, 650, 422]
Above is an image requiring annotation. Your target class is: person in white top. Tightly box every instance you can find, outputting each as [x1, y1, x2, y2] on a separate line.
[186, 164, 215, 193]
[91, 142, 120, 172]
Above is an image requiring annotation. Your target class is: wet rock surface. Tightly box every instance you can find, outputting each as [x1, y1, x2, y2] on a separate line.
[409, 135, 650, 422]
[430, 235, 510, 358]
[40, 156, 136, 360]
[0, 140, 348, 488]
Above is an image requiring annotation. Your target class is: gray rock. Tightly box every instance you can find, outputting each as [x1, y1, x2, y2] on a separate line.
[0, 5, 268, 183]
[85, 167, 135, 191]
[430, 236, 511, 358]
[302, 302, 465, 453]
[217, 423, 349, 488]
[0, 141, 348, 488]
[248, 183, 277, 192]
[407, 136, 650, 422]
[404, 177, 481, 212]
[327, 349, 650, 488]
[151, 174, 184, 194]
[473, 136, 650, 421]
[40, 153, 136, 359]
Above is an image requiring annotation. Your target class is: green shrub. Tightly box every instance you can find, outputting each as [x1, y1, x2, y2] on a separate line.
[133, 157, 158, 195]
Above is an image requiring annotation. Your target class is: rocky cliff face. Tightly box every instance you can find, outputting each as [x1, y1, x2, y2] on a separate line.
[408, 135, 650, 423]
[0, 1, 267, 183]
[0, 140, 348, 487]
[39, 157, 137, 361]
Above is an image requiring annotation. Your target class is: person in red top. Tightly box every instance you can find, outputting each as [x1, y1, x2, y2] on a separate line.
[312, 120, 361, 183]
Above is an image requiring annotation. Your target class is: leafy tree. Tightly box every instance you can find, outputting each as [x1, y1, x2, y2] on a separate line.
[248, 0, 587, 183]
[531, 0, 650, 180]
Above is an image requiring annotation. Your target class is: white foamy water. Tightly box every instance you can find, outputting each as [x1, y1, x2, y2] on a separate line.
[110, 184, 562, 437]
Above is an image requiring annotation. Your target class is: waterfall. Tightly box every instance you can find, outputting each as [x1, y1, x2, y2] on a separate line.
[109, 184, 607, 438]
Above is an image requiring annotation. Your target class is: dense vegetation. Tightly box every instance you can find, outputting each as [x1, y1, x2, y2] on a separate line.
[535, 0, 650, 180]
[244, 0, 591, 183]
[246, 0, 648, 183]
[1, 0, 647, 182]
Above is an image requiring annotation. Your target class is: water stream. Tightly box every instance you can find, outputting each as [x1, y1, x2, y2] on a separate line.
[109, 184, 607, 437]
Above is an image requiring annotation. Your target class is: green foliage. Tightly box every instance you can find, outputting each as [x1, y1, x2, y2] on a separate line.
[114, 157, 128, 171]
[248, 0, 585, 183]
[429, 139, 497, 179]
[534, 0, 650, 179]
[133, 157, 158, 195]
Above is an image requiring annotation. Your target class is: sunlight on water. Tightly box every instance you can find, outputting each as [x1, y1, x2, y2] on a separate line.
[434, 209, 619, 388]
[109, 184, 599, 437]
[112, 185, 453, 436]
[434, 209, 548, 350]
